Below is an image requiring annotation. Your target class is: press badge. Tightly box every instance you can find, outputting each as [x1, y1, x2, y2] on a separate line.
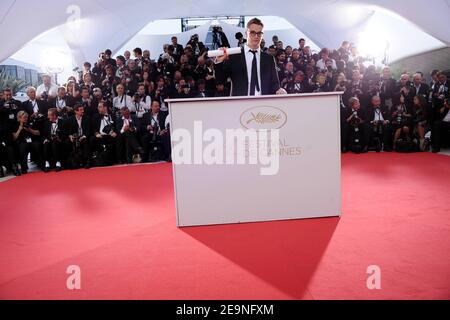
[9, 114, 14, 120]
[26, 138, 32, 143]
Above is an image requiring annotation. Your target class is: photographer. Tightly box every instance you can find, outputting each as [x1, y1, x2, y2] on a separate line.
[101, 64, 121, 98]
[82, 72, 97, 93]
[194, 54, 208, 81]
[431, 72, 450, 115]
[7, 111, 42, 175]
[312, 73, 331, 93]
[0, 88, 23, 135]
[284, 71, 310, 94]
[66, 104, 92, 169]
[379, 67, 397, 110]
[153, 77, 170, 117]
[396, 74, 414, 104]
[212, 26, 230, 50]
[280, 62, 295, 88]
[235, 32, 247, 48]
[275, 51, 287, 82]
[49, 86, 71, 118]
[171, 36, 184, 62]
[291, 49, 306, 73]
[36, 74, 58, 99]
[139, 101, 169, 162]
[22, 87, 47, 130]
[133, 47, 144, 68]
[316, 48, 337, 72]
[431, 98, 450, 153]
[391, 93, 413, 139]
[116, 106, 143, 164]
[343, 97, 369, 153]
[113, 84, 133, 111]
[42, 108, 66, 172]
[205, 59, 216, 95]
[412, 95, 429, 151]
[187, 34, 205, 57]
[104, 49, 117, 68]
[90, 101, 120, 164]
[80, 86, 97, 119]
[175, 79, 193, 99]
[133, 84, 151, 118]
[367, 95, 393, 151]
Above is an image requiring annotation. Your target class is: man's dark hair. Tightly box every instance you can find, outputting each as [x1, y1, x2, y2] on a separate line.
[83, 62, 91, 68]
[133, 47, 142, 55]
[74, 103, 83, 111]
[105, 49, 112, 55]
[247, 18, 264, 29]
[116, 55, 126, 64]
[431, 69, 440, 77]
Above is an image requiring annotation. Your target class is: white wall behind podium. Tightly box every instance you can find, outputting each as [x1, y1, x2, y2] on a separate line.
[168, 92, 342, 227]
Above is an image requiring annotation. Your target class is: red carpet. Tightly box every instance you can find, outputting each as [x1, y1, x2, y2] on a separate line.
[0, 153, 449, 299]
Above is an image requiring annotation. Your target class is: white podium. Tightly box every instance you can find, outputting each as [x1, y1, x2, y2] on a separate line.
[167, 92, 342, 227]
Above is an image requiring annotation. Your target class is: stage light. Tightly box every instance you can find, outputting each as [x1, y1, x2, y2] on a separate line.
[357, 28, 390, 62]
[41, 48, 71, 84]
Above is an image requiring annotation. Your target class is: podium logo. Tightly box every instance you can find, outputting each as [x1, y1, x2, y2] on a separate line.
[240, 106, 287, 130]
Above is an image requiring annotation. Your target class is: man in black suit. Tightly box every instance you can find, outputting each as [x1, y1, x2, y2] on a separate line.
[431, 98, 450, 153]
[367, 95, 392, 151]
[139, 101, 169, 162]
[115, 106, 143, 163]
[42, 108, 66, 172]
[90, 101, 120, 163]
[215, 18, 286, 97]
[411, 73, 429, 98]
[66, 104, 91, 168]
[342, 97, 370, 153]
[171, 36, 184, 62]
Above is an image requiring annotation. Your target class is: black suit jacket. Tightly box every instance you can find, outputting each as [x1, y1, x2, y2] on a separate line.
[139, 112, 167, 135]
[116, 115, 139, 134]
[215, 47, 280, 96]
[67, 115, 91, 138]
[43, 118, 67, 140]
[91, 113, 116, 135]
[22, 99, 48, 116]
[366, 106, 391, 123]
[411, 83, 429, 98]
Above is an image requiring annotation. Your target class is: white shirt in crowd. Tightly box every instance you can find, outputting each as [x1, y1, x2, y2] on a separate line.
[36, 83, 59, 98]
[244, 45, 262, 96]
[138, 96, 152, 117]
[113, 94, 133, 110]
[28, 99, 39, 113]
[316, 58, 337, 71]
[100, 114, 113, 135]
[373, 108, 385, 122]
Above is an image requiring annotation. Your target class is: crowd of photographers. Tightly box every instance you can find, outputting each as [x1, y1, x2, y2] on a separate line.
[0, 33, 449, 177]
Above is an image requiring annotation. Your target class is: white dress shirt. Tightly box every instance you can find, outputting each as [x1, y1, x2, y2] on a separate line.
[244, 45, 262, 96]
[113, 95, 133, 110]
[36, 83, 59, 98]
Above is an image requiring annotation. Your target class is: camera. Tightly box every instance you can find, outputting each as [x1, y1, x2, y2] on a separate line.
[41, 91, 49, 101]
[102, 123, 113, 135]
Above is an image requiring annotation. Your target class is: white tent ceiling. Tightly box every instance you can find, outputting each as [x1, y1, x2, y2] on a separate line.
[1, 0, 449, 72]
